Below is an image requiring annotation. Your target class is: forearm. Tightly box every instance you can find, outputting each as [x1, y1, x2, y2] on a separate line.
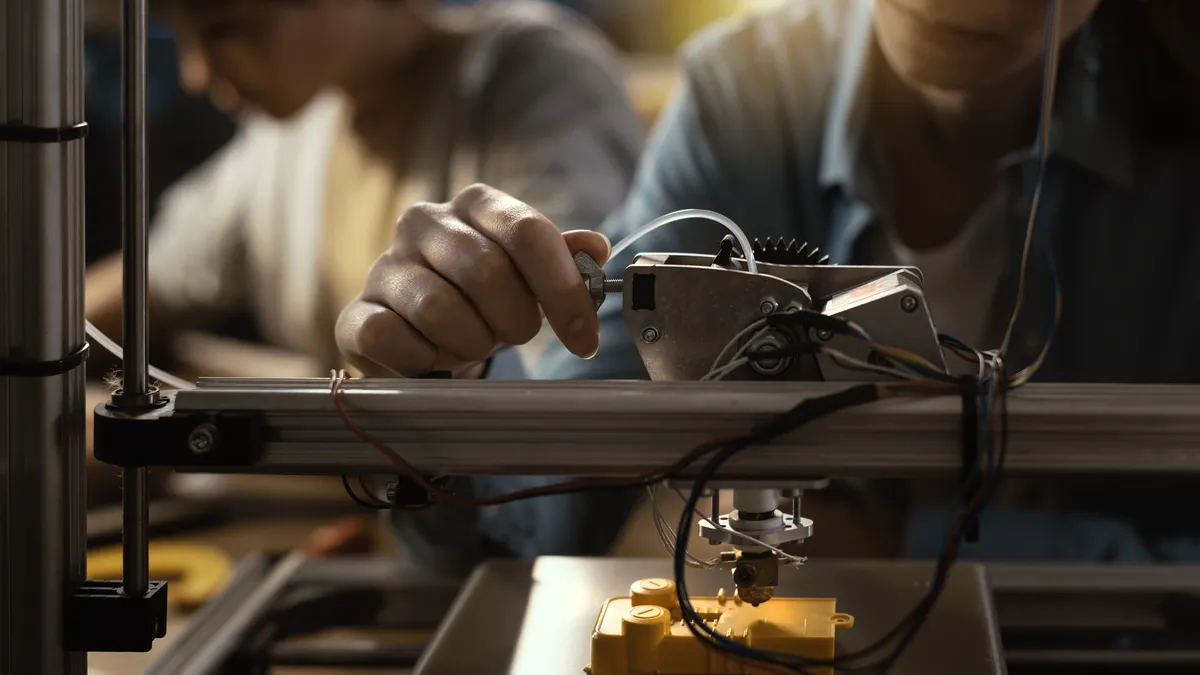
[84, 253, 176, 378]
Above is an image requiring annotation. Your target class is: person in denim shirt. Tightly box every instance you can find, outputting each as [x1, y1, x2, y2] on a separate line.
[339, 0, 1200, 566]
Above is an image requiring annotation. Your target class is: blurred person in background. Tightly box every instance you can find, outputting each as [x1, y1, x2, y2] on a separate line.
[83, 18, 238, 506]
[84, 24, 236, 266]
[83, 0, 643, 549]
[441, 0, 601, 20]
[338, 0, 1200, 567]
[86, 0, 641, 375]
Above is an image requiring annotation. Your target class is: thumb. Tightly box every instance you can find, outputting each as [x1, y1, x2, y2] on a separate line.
[562, 230, 612, 266]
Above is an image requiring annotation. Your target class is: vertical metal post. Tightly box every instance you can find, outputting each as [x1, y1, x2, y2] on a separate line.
[0, 0, 89, 672]
[113, 0, 155, 601]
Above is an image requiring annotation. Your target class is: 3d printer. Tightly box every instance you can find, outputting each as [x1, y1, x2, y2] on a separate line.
[7, 0, 1200, 674]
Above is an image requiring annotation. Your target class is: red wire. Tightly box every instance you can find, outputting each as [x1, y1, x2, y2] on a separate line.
[329, 375, 749, 506]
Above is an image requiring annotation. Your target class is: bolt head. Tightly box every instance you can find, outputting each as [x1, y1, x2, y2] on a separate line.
[901, 295, 919, 313]
[816, 329, 834, 342]
[759, 299, 777, 315]
[187, 425, 216, 454]
[641, 326, 660, 343]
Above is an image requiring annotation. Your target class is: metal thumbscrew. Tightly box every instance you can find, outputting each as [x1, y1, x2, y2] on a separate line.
[641, 326, 661, 344]
[901, 295, 920, 313]
[187, 424, 218, 455]
[575, 251, 623, 311]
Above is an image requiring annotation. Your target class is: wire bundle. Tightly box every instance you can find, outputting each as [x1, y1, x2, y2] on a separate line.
[702, 310, 959, 384]
[672, 344, 1010, 675]
[664, 1, 1067, 670]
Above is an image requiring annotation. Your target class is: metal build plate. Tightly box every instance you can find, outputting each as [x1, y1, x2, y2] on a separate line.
[416, 558, 1005, 675]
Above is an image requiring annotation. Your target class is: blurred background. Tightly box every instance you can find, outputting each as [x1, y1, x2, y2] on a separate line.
[81, 4, 779, 673]
[81, 0, 785, 354]
[74, 2, 1200, 674]
[81, 0, 785, 267]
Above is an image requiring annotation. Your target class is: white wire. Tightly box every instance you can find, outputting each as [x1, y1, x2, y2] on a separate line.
[670, 487, 807, 566]
[647, 486, 719, 568]
[704, 323, 773, 381]
[85, 320, 194, 390]
[609, 209, 759, 274]
[708, 319, 767, 375]
[705, 358, 750, 382]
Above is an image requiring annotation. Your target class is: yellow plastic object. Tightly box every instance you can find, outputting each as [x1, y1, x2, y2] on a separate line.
[588, 578, 853, 675]
[87, 542, 233, 610]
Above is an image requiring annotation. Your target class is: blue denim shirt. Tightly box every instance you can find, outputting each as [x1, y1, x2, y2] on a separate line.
[408, 0, 1200, 568]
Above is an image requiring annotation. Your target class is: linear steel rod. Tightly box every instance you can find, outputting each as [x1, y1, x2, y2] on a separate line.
[119, 0, 151, 401]
[117, 0, 153, 600]
[0, 0, 89, 673]
[163, 379, 1200, 477]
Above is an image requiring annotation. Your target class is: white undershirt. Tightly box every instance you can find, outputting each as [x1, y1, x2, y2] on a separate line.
[861, 191, 1006, 349]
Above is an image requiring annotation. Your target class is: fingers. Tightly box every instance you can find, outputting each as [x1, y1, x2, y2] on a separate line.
[361, 256, 497, 364]
[562, 229, 612, 266]
[336, 299, 437, 377]
[414, 216, 544, 347]
[452, 185, 605, 358]
[340, 184, 613, 378]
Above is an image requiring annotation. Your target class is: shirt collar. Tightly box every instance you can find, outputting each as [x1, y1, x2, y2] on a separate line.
[816, 0, 875, 191]
[818, 2, 1136, 193]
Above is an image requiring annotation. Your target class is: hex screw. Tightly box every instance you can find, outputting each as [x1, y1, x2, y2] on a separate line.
[759, 299, 777, 315]
[641, 326, 661, 343]
[901, 295, 919, 313]
[781, 488, 802, 518]
[187, 424, 217, 455]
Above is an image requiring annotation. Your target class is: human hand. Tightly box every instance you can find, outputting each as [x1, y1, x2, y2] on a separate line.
[336, 184, 609, 377]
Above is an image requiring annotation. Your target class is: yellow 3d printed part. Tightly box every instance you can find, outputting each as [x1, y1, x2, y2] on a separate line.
[587, 578, 853, 675]
[87, 542, 233, 609]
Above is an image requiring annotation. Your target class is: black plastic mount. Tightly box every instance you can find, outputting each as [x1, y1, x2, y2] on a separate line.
[93, 393, 266, 468]
[65, 580, 168, 652]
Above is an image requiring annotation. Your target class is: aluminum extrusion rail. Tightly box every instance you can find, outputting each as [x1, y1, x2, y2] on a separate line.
[114, 378, 1200, 478]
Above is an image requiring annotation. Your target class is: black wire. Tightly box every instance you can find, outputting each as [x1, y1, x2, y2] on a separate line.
[671, 377, 1008, 675]
[672, 385, 888, 674]
[341, 475, 389, 510]
[864, 367, 1010, 675]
